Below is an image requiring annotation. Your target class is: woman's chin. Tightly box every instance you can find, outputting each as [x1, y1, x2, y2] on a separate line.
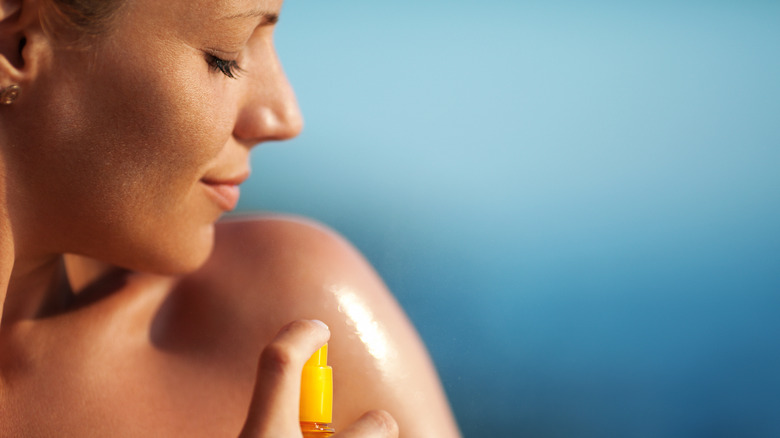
[159, 235, 216, 275]
[116, 225, 217, 276]
[148, 250, 213, 276]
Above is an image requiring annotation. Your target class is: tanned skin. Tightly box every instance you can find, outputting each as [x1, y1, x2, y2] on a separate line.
[0, 0, 460, 436]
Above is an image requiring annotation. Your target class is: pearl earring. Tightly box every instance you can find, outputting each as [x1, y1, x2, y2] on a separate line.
[1, 85, 21, 105]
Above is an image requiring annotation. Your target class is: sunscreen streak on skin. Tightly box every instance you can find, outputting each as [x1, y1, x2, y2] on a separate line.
[330, 285, 394, 365]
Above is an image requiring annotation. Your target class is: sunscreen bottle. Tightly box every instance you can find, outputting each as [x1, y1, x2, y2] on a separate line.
[300, 343, 335, 437]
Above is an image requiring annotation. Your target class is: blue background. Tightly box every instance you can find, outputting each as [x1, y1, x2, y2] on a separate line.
[238, 1, 780, 436]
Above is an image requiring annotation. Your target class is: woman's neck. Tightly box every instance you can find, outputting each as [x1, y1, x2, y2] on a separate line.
[0, 163, 74, 325]
[0, 219, 123, 328]
[1, 251, 71, 325]
[0, 204, 73, 326]
[0, 166, 116, 326]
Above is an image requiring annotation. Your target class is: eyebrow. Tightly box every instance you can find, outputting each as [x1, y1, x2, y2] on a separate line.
[219, 9, 279, 25]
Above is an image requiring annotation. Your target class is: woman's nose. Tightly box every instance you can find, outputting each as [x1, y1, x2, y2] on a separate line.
[233, 45, 303, 145]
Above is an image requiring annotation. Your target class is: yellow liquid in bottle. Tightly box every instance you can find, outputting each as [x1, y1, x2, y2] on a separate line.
[300, 421, 335, 437]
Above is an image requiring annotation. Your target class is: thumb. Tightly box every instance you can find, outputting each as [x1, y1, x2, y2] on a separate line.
[334, 410, 399, 438]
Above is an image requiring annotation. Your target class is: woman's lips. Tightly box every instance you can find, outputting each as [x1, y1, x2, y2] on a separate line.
[201, 181, 241, 211]
[201, 170, 249, 211]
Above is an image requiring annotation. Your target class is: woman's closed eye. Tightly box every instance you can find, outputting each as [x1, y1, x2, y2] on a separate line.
[206, 53, 244, 79]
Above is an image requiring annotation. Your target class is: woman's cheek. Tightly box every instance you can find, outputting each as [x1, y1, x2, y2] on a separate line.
[172, 79, 236, 161]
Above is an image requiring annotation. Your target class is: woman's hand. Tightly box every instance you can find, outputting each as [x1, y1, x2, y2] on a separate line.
[238, 320, 399, 438]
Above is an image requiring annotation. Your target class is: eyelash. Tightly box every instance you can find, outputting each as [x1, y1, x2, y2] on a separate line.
[206, 54, 243, 79]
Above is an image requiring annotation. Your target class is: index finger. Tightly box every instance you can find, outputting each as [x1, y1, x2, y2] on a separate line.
[239, 319, 330, 438]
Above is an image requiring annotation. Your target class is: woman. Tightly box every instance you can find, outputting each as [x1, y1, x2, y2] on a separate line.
[0, 0, 460, 436]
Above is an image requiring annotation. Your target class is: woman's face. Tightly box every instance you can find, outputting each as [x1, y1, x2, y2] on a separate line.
[11, 0, 301, 273]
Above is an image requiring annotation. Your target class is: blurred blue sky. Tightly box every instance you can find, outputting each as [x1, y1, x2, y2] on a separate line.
[238, 1, 780, 436]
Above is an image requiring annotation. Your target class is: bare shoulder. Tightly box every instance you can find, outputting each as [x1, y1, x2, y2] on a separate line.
[202, 214, 394, 333]
[213, 214, 381, 295]
[167, 214, 460, 437]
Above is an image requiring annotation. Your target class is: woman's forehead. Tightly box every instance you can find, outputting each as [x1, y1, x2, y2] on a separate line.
[113, 0, 284, 40]
[211, 0, 286, 18]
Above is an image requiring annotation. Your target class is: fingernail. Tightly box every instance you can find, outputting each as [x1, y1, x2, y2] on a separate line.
[311, 319, 329, 331]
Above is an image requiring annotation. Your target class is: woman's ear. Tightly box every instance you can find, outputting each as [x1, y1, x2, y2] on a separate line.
[0, 0, 44, 84]
[0, 0, 24, 81]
